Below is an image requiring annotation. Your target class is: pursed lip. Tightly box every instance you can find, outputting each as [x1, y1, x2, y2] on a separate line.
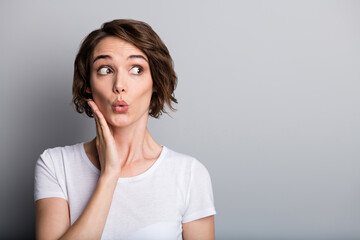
[112, 100, 129, 113]
[112, 100, 128, 107]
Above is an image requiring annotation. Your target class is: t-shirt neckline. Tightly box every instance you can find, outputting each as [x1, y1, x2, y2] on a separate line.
[79, 142, 167, 183]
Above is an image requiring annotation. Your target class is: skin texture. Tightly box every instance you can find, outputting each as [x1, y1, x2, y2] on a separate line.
[35, 36, 215, 239]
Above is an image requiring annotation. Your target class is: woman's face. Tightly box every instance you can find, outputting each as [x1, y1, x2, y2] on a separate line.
[88, 36, 153, 128]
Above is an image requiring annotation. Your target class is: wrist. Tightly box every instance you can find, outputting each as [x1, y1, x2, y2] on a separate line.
[99, 172, 118, 183]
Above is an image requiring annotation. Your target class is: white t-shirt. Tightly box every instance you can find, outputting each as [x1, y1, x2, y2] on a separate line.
[34, 142, 216, 240]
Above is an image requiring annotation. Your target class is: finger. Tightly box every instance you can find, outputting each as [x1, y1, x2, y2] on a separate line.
[94, 113, 103, 143]
[87, 100, 104, 142]
[87, 100, 113, 142]
[95, 109, 113, 142]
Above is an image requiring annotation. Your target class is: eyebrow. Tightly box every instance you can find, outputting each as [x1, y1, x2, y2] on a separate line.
[93, 55, 112, 63]
[92, 54, 148, 64]
[127, 54, 148, 62]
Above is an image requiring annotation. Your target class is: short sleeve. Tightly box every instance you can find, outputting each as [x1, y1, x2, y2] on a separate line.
[182, 159, 216, 223]
[34, 150, 67, 202]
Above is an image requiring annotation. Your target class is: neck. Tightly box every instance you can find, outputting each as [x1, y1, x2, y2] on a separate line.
[89, 114, 161, 168]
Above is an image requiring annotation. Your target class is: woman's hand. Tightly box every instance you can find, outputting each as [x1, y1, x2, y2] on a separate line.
[36, 101, 121, 240]
[87, 100, 122, 178]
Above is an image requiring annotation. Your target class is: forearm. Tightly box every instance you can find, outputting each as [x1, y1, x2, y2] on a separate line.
[59, 174, 118, 240]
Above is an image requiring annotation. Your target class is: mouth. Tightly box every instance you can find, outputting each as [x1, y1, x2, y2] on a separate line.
[112, 100, 128, 106]
[112, 100, 129, 113]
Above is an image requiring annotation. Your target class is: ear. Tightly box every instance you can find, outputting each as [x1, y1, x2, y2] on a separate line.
[86, 87, 92, 94]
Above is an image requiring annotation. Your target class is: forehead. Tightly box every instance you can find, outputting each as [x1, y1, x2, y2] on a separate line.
[92, 36, 145, 59]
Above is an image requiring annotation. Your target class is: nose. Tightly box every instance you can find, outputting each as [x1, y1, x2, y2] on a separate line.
[113, 71, 127, 94]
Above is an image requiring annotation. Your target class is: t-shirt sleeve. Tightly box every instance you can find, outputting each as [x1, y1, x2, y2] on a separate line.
[182, 159, 216, 223]
[34, 149, 67, 202]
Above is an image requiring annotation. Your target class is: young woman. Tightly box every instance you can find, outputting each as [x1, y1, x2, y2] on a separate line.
[34, 19, 216, 240]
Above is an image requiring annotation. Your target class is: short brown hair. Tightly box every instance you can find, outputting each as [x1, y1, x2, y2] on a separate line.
[72, 19, 177, 118]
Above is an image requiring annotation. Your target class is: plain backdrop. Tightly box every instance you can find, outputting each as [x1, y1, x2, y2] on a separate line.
[0, 0, 359, 239]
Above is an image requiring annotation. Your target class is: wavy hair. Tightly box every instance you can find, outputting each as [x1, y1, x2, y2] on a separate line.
[72, 19, 178, 118]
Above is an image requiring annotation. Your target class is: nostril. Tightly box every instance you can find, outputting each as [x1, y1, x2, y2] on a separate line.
[115, 87, 125, 94]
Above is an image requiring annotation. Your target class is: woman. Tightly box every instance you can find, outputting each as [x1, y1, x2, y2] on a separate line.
[34, 19, 216, 240]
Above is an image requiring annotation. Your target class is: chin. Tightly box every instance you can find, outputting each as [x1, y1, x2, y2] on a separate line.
[106, 109, 148, 128]
[108, 117, 131, 128]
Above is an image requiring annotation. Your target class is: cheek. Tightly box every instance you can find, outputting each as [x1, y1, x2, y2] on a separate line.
[141, 81, 154, 104]
[90, 81, 110, 109]
[133, 77, 153, 97]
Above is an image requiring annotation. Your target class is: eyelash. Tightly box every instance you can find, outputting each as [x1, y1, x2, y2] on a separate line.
[130, 65, 144, 75]
[96, 65, 144, 76]
[97, 66, 113, 75]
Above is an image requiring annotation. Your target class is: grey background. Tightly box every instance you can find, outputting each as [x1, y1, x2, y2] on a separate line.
[0, 0, 359, 239]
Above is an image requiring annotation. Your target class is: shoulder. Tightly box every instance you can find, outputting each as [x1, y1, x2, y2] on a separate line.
[163, 147, 210, 176]
[40, 142, 83, 158]
[35, 142, 85, 180]
[163, 148, 216, 223]
[37, 142, 84, 168]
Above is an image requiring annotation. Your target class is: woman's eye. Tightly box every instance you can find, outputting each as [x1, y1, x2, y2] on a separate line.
[98, 66, 112, 75]
[130, 66, 143, 75]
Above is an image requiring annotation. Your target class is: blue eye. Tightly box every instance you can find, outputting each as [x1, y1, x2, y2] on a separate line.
[130, 66, 143, 75]
[98, 66, 112, 75]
